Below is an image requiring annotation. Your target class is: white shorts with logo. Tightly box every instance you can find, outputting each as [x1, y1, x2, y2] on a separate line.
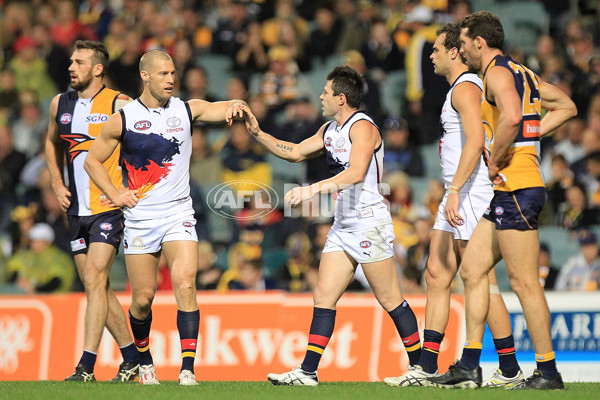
[123, 210, 197, 254]
[322, 223, 395, 264]
[433, 189, 493, 241]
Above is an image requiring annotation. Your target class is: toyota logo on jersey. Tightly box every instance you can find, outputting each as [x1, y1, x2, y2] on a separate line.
[60, 113, 72, 124]
[134, 120, 152, 130]
[360, 241, 372, 248]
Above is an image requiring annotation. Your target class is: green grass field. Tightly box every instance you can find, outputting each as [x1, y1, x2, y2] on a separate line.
[1, 382, 599, 400]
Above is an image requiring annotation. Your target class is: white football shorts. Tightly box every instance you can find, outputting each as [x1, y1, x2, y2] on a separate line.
[433, 189, 493, 241]
[123, 210, 197, 254]
[323, 223, 395, 264]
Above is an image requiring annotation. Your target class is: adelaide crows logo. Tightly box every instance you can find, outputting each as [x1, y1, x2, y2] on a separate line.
[62, 134, 94, 162]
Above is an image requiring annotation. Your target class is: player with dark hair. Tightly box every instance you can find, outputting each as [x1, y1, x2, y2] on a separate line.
[430, 12, 577, 389]
[46, 40, 139, 382]
[239, 66, 422, 386]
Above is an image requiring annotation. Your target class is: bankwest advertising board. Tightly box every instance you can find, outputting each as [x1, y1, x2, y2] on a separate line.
[0, 293, 464, 381]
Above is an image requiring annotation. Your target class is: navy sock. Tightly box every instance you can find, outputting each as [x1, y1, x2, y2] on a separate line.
[536, 352, 559, 379]
[79, 350, 97, 370]
[388, 301, 421, 366]
[457, 341, 482, 371]
[129, 310, 154, 365]
[493, 335, 520, 377]
[300, 307, 336, 373]
[177, 309, 200, 373]
[119, 342, 140, 364]
[418, 329, 444, 373]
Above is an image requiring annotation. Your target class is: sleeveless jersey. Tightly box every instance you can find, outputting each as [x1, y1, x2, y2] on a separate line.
[440, 72, 491, 192]
[482, 55, 544, 191]
[119, 97, 193, 220]
[56, 86, 122, 216]
[324, 111, 392, 231]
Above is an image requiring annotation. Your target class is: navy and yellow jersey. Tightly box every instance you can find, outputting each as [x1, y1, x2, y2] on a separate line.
[482, 55, 544, 191]
[56, 86, 123, 216]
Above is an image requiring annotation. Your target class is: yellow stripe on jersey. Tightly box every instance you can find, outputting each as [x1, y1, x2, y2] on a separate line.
[88, 89, 123, 214]
[482, 56, 545, 192]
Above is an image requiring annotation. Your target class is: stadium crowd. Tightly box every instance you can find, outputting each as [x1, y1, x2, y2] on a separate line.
[0, 0, 599, 294]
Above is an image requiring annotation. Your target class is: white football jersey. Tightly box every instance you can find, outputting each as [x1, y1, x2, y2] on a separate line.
[323, 111, 392, 231]
[119, 97, 193, 220]
[439, 72, 491, 192]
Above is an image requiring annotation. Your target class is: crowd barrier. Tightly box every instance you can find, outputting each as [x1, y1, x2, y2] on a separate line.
[1, 291, 598, 381]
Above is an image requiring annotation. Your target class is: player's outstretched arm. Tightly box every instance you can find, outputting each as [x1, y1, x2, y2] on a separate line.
[188, 98, 248, 125]
[538, 77, 577, 136]
[240, 103, 325, 163]
[84, 113, 138, 208]
[285, 120, 377, 207]
[45, 94, 72, 213]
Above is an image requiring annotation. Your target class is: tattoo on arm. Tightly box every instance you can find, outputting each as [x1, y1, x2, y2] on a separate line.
[276, 143, 293, 152]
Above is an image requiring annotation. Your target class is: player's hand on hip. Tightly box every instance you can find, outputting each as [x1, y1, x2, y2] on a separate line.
[444, 192, 463, 228]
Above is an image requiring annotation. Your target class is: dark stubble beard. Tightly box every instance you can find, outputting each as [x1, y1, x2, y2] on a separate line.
[70, 71, 93, 92]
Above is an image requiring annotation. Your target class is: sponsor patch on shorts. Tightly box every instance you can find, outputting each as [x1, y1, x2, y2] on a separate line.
[71, 238, 87, 252]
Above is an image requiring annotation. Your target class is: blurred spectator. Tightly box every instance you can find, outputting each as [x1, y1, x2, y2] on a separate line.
[234, 21, 268, 78]
[539, 242, 559, 290]
[9, 204, 37, 255]
[101, 15, 128, 59]
[227, 76, 249, 102]
[405, 217, 431, 287]
[546, 154, 575, 215]
[257, 45, 312, 111]
[343, 50, 385, 126]
[585, 151, 600, 207]
[6, 222, 75, 293]
[556, 229, 600, 291]
[404, 4, 448, 145]
[553, 118, 586, 164]
[12, 91, 46, 159]
[179, 7, 212, 53]
[8, 35, 57, 106]
[190, 124, 223, 186]
[360, 19, 405, 76]
[51, 0, 96, 48]
[557, 183, 600, 229]
[32, 24, 71, 93]
[181, 65, 219, 102]
[333, 0, 372, 53]
[381, 116, 424, 176]
[0, 125, 27, 232]
[220, 120, 272, 190]
[386, 171, 418, 224]
[39, 186, 71, 255]
[421, 178, 445, 225]
[571, 128, 600, 184]
[526, 34, 557, 75]
[141, 12, 177, 54]
[173, 38, 196, 95]
[106, 30, 143, 99]
[78, 0, 114, 41]
[275, 231, 314, 292]
[228, 257, 278, 291]
[307, 3, 343, 65]
[196, 240, 222, 290]
[0, 70, 20, 116]
[211, 0, 249, 59]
